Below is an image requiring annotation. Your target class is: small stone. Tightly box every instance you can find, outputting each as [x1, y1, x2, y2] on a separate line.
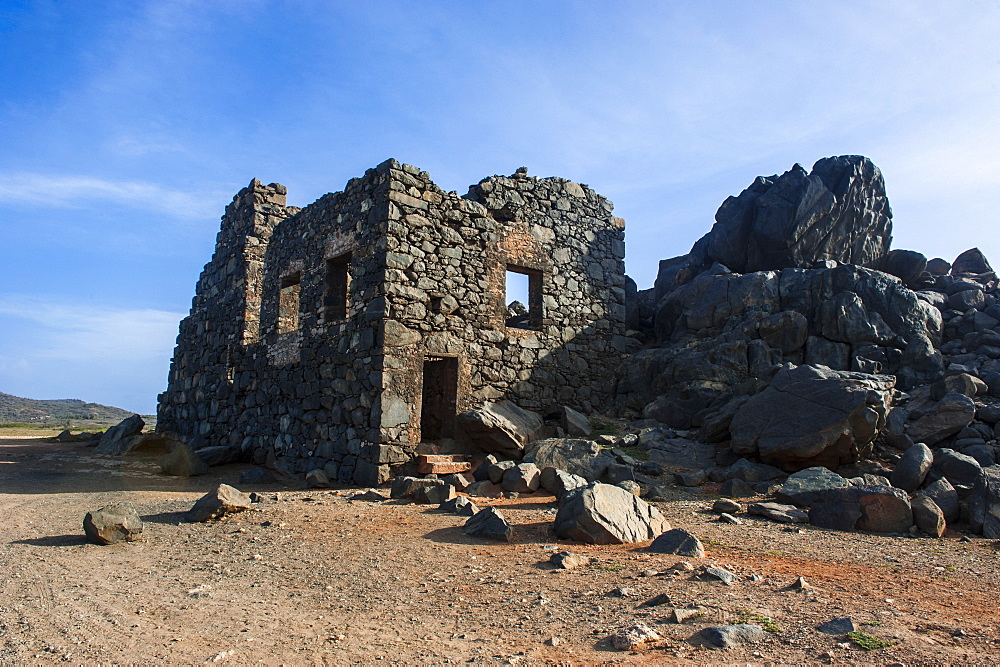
[791, 576, 811, 589]
[668, 561, 695, 573]
[438, 496, 479, 516]
[549, 551, 590, 570]
[817, 617, 856, 635]
[718, 513, 742, 524]
[610, 623, 661, 650]
[699, 566, 739, 584]
[639, 592, 671, 607]
[712, 498, 742, 514]
[671, 607, 706, 623]
[186, 484, 253, 522]
[463, 506, 514, 542]
[700, 624, 766, 648]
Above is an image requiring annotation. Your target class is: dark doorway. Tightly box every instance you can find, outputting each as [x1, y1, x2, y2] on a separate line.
[420, 356, 459, 442]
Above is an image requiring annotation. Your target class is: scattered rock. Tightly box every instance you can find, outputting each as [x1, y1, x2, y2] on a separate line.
[559, 405, 593, 437]
[969, 466, 1000, 538]
[549, 551, 591, 570]
[390, 476, 444, 500]
[158, 443, 210, 477]
[539, 467, 588, 499]
[639, 593, 672, 607]
[93, 415, 145, 455]
[906, 393, 977, 446]
[699, 566, 739, 585]
[923, 477, 960, 523]
[465, 480, 504, 498]
[911, 494, 946, 537]
[817, 617, 856, 635]
[83, 502, 143, 545]
[617, 480, 642, 496]
[555, 483, 670, 544]
[718, 513, 742, 524]
[438, 496, 478, 516]
[647, 529, 705, 557]
[414, 484, 456, 505]
[671, 607, 706, 623]
[700, 624, 766, 648]
[712, 498, 743, 514]
[748, 502, 808, 523]
[930, 448, 984, 490]
[463, 507, 514, 542]
[185, 484, 253, 522]
[610, 623, 661, 650]
[305, 469, 330, 488]
[501, 463, 541, 493]
[718, 478, 756, 498]
[524, 438, 613, 482]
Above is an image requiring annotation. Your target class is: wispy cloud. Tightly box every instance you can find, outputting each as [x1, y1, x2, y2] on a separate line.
[0, 172, 219, 219]
[0, 295, 184, 412]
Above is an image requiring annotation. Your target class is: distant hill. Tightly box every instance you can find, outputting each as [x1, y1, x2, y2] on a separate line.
[0, 392, 135, 423]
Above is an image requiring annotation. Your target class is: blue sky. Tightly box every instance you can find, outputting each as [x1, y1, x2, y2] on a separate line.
[1, 1, 998, 414]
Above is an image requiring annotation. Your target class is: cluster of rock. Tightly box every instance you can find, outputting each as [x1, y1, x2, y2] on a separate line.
[612, 154, 1000, 538]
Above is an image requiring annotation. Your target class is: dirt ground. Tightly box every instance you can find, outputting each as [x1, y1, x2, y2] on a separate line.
[1, 437, 999, 665]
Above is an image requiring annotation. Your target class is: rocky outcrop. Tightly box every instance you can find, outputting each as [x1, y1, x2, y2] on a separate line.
[656, 155, 891, 293]
[729, 365, 894, 470]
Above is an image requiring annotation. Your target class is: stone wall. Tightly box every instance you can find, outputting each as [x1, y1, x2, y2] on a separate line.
[158, 160, 627, 484]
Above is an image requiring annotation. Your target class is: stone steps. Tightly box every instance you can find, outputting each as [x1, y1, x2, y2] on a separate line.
[416, 454, 472, 475]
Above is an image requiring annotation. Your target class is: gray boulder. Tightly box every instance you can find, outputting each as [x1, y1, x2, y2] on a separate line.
[776, 467, 848, 506]
[195, 445, 240, 467]
[157, 443, 209, 477]
[559, 405, 593, 437]
[969, 466, 1000, 537]
[456, 401, 542, 458]
[83, 502, 143, 545]
[700, 624, 766, 649]
[730, 365, 894, 470]
[906, 393, 976, 446]
[463, 507, 514, 542]
[647, 528, 705, 557]
[305, 469, 330, 488]
[555, 483, 670, 544]
[951, 247, 994, 277]
[185, 484, 253, 522]
[94, 415, 145, 455]
[465, 480, 503, 497]
[501, 463, 541, 493]
[438, 496, 479, 516]
[539, 466, 588, 498]
[930, 448, 984, 490]
[879, 249, 927, 287]
[809, 485, 912, 533]
[890, 443, 933, 492]
[720, 458, 786, 483]
[524, 438, 613, 482]
[390, 476, 444, 499]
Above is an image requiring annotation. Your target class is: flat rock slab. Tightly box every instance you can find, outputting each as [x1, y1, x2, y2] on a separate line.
[83, 502, 143, 545]
[817, 617, 856, 635]
[748, 502, 808, 523]
[186, 484, 253, 522]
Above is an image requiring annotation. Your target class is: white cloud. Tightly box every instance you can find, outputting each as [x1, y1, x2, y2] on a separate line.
[0, 172, 219, 219]
[0, 296, 185, 412]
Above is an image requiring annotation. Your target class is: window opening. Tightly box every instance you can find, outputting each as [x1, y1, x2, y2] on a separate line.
[420, 356, 459, 442]
[505, 266, 542, 329]
[324, 253, 351, 320]
[277, 273, 301, 334]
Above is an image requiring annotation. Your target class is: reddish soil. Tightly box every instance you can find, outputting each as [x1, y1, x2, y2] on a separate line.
[1, 437, 998, 664]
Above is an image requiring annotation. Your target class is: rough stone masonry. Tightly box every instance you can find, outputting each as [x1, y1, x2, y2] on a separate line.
[157, 160, 628, 485]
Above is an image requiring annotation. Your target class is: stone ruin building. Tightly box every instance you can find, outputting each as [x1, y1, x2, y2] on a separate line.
[157, 159, 628, 485]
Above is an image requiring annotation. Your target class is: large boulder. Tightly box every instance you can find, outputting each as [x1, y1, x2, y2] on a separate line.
[809, 485, 912, 533]
[83, 502, 143, 545]
[685, 155, 892, 277]
[185, 484, 253, 522]
[158, 443, 210, 477]
[456, 401, 543, 458]
[94, 415, 145, 455]
[523, 438, 613, 482]
[555, 483, 670, 544]
[729, 365, 894, 470]
[930, 448, 984, 491]
[951, 247, 994, 277]
[776, 467, 849, 506]
[463, 507, 514, 542]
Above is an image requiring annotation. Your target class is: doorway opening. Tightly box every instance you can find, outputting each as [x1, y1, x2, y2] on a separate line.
[420, 355, 459, 442]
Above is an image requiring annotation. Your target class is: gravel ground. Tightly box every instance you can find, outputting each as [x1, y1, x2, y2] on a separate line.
[1, 437, 998, 664]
